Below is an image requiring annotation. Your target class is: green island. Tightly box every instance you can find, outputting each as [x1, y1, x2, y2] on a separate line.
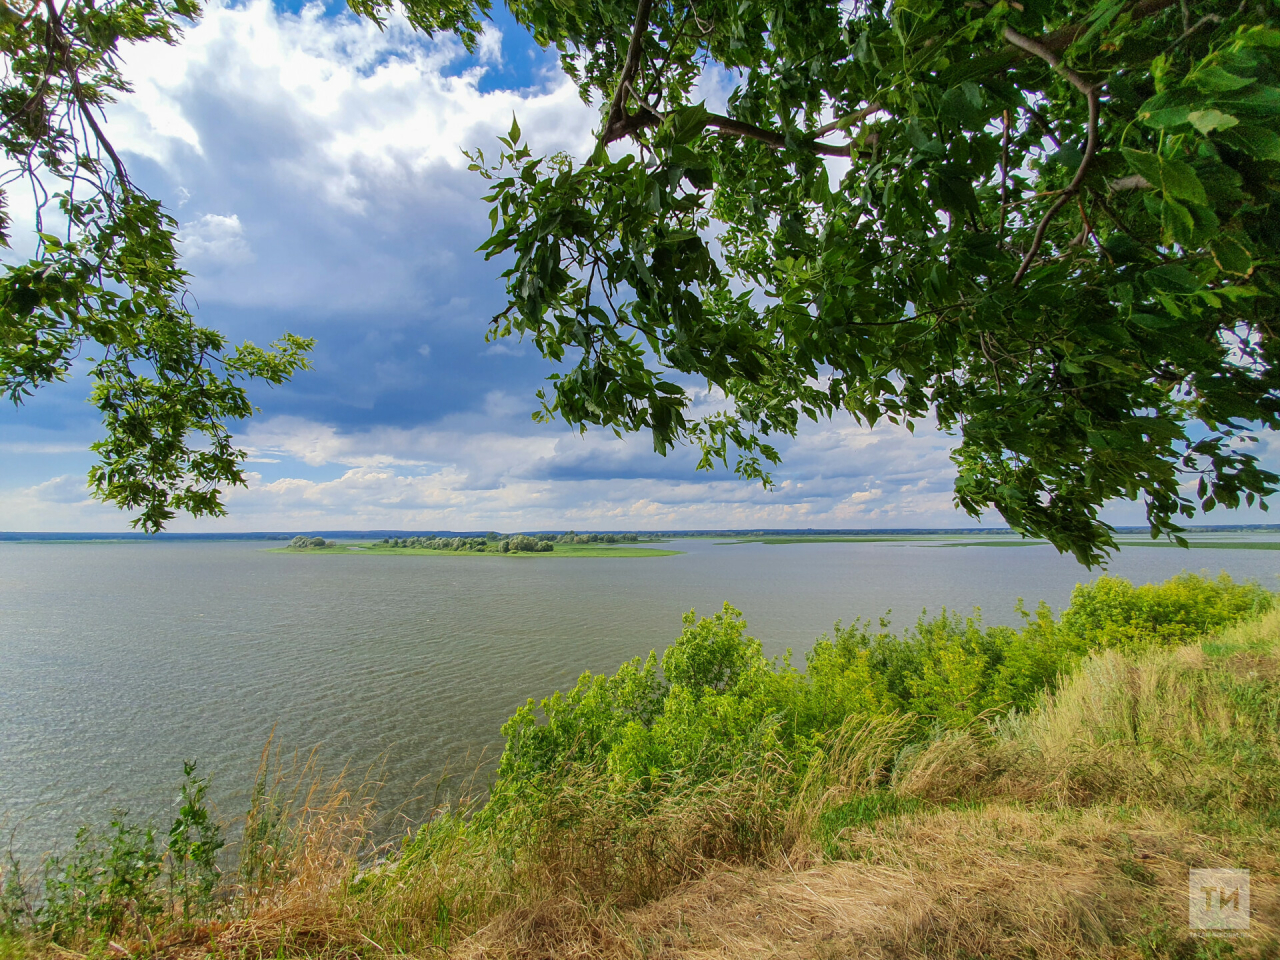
[270, 531, 682, 558]
[5, 571, 1279, 960]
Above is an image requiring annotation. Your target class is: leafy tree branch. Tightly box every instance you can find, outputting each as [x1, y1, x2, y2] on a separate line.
[430, 0, 1280, 565]
[0, 0, 313, 530]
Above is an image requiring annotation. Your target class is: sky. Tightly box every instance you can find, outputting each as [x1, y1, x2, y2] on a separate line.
[1, 0, 1276, 534]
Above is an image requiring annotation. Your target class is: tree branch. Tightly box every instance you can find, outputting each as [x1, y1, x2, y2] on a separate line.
[71, 81, 129, 188]
[605, 106, 855, 156]
[812, 103, 879, 138]
[602, 0, 653, 144]
[1003, 25, 1095, 98]
[1005, 26, 1101, 287]
[705, 114, 850, 156]
[41, 0, 129, 189]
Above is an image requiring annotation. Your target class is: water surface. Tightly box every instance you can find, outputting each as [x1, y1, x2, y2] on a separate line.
[2, 536, 1277, 860]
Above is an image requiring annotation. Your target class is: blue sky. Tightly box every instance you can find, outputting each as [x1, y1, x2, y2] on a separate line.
[1, 0, 1276, 533]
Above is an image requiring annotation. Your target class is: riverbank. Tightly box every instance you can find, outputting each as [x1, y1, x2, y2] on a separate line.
[3, 572, 1277, 959]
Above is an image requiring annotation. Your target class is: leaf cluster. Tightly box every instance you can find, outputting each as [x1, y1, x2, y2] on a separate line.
[405, 0, 1280, 565]
[1, 0, 312, 530]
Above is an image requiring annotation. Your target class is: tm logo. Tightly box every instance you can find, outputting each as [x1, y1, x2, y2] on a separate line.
[1189, 868, 1250, 933]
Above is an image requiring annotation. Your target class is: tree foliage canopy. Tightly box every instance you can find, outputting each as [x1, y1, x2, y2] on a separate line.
[0, 0, 311, 531]
[6, 0, 1276, 558]
[400, 0, 1280, 565]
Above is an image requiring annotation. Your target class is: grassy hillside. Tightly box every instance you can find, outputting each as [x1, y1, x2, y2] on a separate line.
[3, 573, 1277, 959]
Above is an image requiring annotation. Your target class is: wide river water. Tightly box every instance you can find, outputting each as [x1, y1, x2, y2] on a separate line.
[3, 536, 1278, 861]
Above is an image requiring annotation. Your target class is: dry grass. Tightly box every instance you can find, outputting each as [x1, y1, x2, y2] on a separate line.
[456, 803, 1278, 960]
[186, 743, 385, 960]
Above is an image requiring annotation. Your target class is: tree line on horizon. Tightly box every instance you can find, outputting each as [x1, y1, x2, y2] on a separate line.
[369, 531, 645, 553]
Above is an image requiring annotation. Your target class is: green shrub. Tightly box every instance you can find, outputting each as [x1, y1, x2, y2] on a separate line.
[167, 761, 225, 921]
[0, 858, 29, 935]
[486, 574, 1273, 820]
[41, 815, 163, 941]
[1060, 573, 1274, 651]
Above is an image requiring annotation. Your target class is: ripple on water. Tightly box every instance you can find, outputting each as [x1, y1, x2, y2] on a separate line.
[2, 537, 1277, 860]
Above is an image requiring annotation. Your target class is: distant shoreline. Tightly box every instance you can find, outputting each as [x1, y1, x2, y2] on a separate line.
[720, 534, 1280, 550]
[269, 542, 684, 558]
[6, 524, 1280, 550]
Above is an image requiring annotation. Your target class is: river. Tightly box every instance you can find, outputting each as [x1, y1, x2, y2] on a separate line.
[2, 535, 1277, 861]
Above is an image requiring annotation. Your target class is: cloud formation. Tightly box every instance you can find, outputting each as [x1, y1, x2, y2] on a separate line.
[179, 213, 254, 265]
[3, 0, 1274, 534]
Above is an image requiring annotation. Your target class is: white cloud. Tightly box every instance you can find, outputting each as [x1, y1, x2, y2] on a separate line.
[103, 0, 599, 314]
[28, 474, 92, 504]
[485, 341, 525, 356]
[9, 407, 1280, 532]
[179, 213, 254, 264]
[168, 413, 965, 530]
[115, 0, 593, 200]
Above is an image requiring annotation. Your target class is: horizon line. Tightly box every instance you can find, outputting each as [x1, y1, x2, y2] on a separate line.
[5, 523, 1280, 541]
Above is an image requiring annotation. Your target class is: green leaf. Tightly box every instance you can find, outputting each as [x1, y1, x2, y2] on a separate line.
[1122, 149, 1206, 205]
[1222, 85, 1280, 115]
[1142, 105, 1194, 129]
[1144, 264, 1201, 293]
[1216, 124, 1280, 160]
[1158, 157, 1208, 205]
[1161, 197, 1195, 246]
[1187, 109, 1238, 134]
[1130, 312, 1177, 330]
[1121, 148, 1162, 186]
[509, 114, 521, 145]
[1137, 88, 1199, 129]
[1188, 65, 1255, 93]
[667, 102, 711, 146]
[1238, 26, 1280, 48]
[1209, 235, 1253, 276]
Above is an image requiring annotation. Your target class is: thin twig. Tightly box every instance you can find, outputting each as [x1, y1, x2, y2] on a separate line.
[71, 81, 128, 188]
[1165, 13, 1223, 53]
[1087, 186, 1171, 261]
[1003, 26, 1095, 98]
[625, 81, 665, 120]
[1001, 0, 1179, 64]
[1025, 105, 1062, 148]
[998, 109, 1011, 248]
[705, 114, 851, 156]
[42, 0, 129, 188]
